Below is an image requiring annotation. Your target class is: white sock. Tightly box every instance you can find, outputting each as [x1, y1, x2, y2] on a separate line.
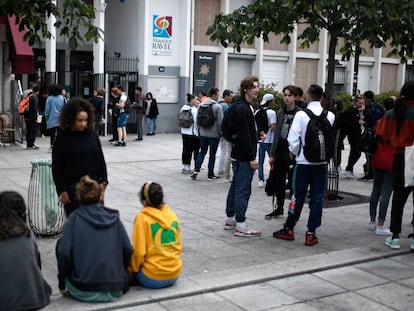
[227, 216, 235, 222]
[236, 221, 246, 229]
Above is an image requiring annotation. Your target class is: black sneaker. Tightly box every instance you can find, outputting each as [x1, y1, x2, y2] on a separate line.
[191, 172, 198, 180]
[207, 175, 220, 180]
[121, 142, 126, 147]
[273, 227, 295, 240]
[265, 209, 284, 220]
[114, 142, 122, 147]
[358, 175, 373, 182]
[108, 138, 115, 142]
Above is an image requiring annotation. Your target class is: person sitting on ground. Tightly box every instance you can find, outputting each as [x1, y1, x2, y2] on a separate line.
[0, 191, 51, 311]
[128, 182, 182, 288]
[56, 175, 132, 302]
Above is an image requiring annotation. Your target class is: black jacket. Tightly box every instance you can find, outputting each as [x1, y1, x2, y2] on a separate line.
[52, 129, 108, 195]
[56, 204, 133, 292]
[231, 96, 257, 161]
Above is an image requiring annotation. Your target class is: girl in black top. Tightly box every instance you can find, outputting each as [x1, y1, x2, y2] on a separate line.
[52, 98, 108, 216]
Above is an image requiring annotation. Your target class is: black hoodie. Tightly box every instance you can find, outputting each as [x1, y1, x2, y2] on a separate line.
[56, 204, 132, 292]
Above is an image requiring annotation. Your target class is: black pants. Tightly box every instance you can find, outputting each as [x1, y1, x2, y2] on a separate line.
[272, 157, 294, 210]
[25, 119, 37, 147]
[345, 132, 361, 172]
[111, 114, 119, 140]
[390, 153, 413, 235]
[181, 134, 200, 166]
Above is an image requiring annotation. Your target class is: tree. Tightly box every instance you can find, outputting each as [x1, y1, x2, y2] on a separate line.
[2, 0, 100, 49]
[206, 0, 414, 102]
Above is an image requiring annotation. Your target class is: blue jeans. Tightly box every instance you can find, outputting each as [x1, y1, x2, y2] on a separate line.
[258, 142, 272, 181]
[147, 117, 157, 133]
[136, 271, 177, 289]
[369, 168, 393, 222]
[195, 136, 220, 176]
[285, 163, 327, 233]
[226, 160, 255, 222]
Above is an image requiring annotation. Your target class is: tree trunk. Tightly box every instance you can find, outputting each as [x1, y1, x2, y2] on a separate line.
[326, 34, 338, 109]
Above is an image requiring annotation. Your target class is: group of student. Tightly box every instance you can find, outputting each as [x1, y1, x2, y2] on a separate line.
[1, 96, 182, 310]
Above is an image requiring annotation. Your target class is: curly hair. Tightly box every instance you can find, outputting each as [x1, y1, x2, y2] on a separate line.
[59, 97, 95, 130]
[139, 182, 164, 208]
[76, 175, 101, 204]
[0, 191, 30, 239]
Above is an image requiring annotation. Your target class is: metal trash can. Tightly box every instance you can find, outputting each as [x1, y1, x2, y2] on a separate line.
[27, 159, 65, 237]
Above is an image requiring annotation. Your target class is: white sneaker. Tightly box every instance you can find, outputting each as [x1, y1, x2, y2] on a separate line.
[375, 226, 392, 235]
[258, 180, 264, 188]
[343, 170, 355, 179]
[234, 225, 261, 237]
[368, 221, 376, 230]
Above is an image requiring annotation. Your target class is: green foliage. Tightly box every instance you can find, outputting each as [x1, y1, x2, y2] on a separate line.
[333, 93, 353, 109]
[375, 91, 399, 104]
[2, 0, 101, 49]
[207, 0, 414, 99]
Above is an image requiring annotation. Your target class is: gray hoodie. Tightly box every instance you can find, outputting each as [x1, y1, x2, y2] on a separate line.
[197, 98, 223, 138]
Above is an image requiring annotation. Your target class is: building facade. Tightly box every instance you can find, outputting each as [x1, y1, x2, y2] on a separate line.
[2, 0, 413, 133]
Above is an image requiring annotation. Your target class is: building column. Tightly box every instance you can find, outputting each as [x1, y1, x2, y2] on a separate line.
[285, 24, 297, 86]
[317, 29, 328, 88]
[93, 0, 107, 90]
[45, 0, 57, 86]
[397, 63, 406, 90]
[371, 47, 382, 93]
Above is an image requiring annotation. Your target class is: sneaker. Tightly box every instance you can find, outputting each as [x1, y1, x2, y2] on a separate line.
[358, 175, 373, 182]
[273, 227, 295, 240]
[26, 145, 39, 150]
[108, 138, 115, 142]
[258, 180, 264, 188]
[207, 175, 219, 180]
[114, 141, 123, 147]
[234, 225, 261, 237]
[181, 168, 192, 174]
[375, 225, 392, 235]
[265, 209, 284, 220]
[305, 232, 319, 246]
[224, 220, 236, 230]
[191, 172, 198, 180]
[385, 236, 401, 250]
[343, 170, 355, 179]
[368, 221, 376, 230]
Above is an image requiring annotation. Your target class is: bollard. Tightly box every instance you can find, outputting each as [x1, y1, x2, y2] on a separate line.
[27, 159, 65, 237]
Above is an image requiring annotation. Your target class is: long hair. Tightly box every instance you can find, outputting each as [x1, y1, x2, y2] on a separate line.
[395, 81, 414, 135]
[0, 191, 30, 239]
[59, 97, 95, 130]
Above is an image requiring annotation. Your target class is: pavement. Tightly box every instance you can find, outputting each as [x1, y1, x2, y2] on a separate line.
[0, 133, 413, 311]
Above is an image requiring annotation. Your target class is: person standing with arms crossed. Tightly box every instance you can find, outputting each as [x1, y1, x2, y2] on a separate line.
[224, 76, 261, 237]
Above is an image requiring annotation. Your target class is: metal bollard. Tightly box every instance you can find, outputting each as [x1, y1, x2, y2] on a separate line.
[27, 159, 65, 237]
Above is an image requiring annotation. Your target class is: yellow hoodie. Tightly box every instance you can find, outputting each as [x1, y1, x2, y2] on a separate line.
[128, 204, 182, 281]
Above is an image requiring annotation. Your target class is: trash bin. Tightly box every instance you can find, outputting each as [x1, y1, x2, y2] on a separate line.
[27, 159, 65, 237]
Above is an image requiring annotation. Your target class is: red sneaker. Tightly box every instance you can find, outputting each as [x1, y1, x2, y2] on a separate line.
[273, 227, 295, 240]
[305, 232, 319, 246]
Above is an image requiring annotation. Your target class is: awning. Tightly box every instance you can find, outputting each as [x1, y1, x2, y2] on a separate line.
[8, 15, 34, 74]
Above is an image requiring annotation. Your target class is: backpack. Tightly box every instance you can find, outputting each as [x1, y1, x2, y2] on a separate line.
[177, 108, 194, 128]
[302, 109, 334, 162]
[18, 94, 34, 115]
[197, 103, 215, 127]
[367, 102, 384, 128]
[123, 98, 132, 113]
[221, 103, 239, 143]
[254, 107, 269, 134]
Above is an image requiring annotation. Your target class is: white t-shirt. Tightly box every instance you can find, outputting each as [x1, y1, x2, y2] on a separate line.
[263, 108, 276, 144]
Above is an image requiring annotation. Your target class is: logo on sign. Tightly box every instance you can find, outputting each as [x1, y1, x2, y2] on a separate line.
[153, 15, 172, 38]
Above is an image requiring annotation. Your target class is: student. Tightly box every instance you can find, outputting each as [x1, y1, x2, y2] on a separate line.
[0, 191, 51, 311]
[128, 182, 182, 288]
[56, 175, 132, 302]
[51, 97, 108, 217]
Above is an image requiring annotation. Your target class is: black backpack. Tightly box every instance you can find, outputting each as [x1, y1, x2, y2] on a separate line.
[302, 109, 334, 162]
[177, 108, 194, 128]
[123, 98, 132, 113]
[254, 107, 269, 134]
[221, 103, 239, 143]
[197, 103, 215, 127]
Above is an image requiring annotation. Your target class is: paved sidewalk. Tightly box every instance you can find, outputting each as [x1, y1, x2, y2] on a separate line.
[0, 133, 413, 310]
